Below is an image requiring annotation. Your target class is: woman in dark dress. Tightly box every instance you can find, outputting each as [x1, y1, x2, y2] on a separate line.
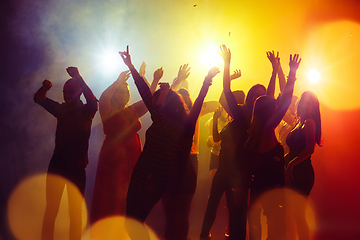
[119, 46, 220, 240]
[245, 52, 301, 240]
[285, 91, 322, 240]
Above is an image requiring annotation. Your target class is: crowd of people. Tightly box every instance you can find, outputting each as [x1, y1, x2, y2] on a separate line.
[34, 44, 322, 240]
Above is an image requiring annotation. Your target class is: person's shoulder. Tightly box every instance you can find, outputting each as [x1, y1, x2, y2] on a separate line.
[303, 118, 316, 128]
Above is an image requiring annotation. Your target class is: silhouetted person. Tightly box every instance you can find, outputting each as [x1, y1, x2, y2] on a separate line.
[119, 46, 219, 240]
[34, 67, 98, 240]
[203, 45, 267, 240]
[161, 64, 220, 240]
[275, 60, 298, 155]
[245, 52, 301, 240]
[285, 91, 322, 240]
[199, 89, 245, 240]
[91, 66, 162, 227]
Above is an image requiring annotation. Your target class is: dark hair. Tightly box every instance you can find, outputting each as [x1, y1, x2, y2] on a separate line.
[245, 84, 266, 108]
[153, 89, 188, 124]
[296, 91, 322, 146]
[177, 88, 193, 111]
[246, 95, 277, 151]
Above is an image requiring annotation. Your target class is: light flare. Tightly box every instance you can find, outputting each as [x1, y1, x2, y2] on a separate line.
[307, 69, 321, 83]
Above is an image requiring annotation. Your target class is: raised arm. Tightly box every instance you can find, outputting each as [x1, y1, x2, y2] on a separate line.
[219, 45, 245, 122]
[150, 67, 163, 93]
[139, 61, 151, 88]
[265, 54, 301, 129]
[119, 46, 153, 112]
[99, 70, 130, 120]
[200, 100, 220, 117]
[171, 63, 191, 91]
[34, 80, 52, 103]
[188, 67, 220, 125]
[66, 67, 98, 105]
[266, 51, 280, 98]
[278, 61, 286, 93]
[131, 66, 164, 117]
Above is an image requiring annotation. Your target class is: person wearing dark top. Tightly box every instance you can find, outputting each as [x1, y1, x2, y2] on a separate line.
[205, 45, 266, 240]
[119, 46, 220, 240]
[245, 52, 301, 240]
[34, 67, 98, 240]
[285, 91, 322, 240]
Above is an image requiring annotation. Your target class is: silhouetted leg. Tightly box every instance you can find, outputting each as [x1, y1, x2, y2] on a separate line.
[200, 171, 225, 239]
[225, 186, 248, 240]
[42, 174, 65, 240]
[125, 191, 162, 240]
[290, 194, 309, 240]
[261, 189, 286, 240]
[249, 187, 262, 240]
[162, 193, 194, 240]
[67, 169, 85, 240]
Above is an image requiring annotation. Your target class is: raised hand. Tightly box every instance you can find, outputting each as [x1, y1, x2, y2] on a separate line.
[119, 45, 133, 67]
[116, 70, 131, 83]
[177, 63, 191, 82]
[218, 44, 231, 63]
[289, 54, 301, 71]
[153, 67, 164, 82]
[204, 66, 220, 85]
[230, 69, 241, 81]
[42, 79, 53, 90]
[139, 62, 146, 77]
[66, 67, 81, 79]
[267, 51, 280, 72]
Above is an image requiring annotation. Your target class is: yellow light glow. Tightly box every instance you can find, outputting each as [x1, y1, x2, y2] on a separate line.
[87, 216, 159, 240]
[7, 174, 88, 240]
[200, 49, 222, 69]
[307, 69, 321, 83]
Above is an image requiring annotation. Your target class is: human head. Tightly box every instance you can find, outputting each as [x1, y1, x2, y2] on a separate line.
[219, 90, 245, 116]
[63, 78, 82, 105]
[153, 88, 188, 124]
[177, 88, 193, 111]
[245, 84, 266, 109]
[246, 95, 277, 150]
[110, 83, 130, 110]
[252, 95, 277, 127]
[296, 91, 322, 146]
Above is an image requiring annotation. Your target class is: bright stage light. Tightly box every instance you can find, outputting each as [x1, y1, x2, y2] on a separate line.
[98, 49, 123, 74]
[200, 49, 222, 68]
[307, 69, 320, 83]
